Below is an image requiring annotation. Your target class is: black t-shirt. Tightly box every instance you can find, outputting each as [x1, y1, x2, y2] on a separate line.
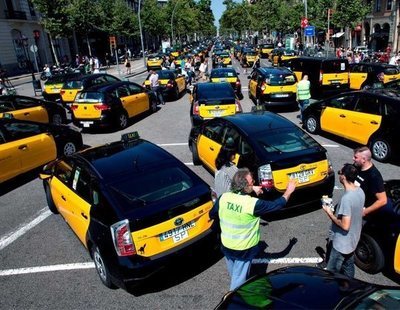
[355, 165, 385, 208]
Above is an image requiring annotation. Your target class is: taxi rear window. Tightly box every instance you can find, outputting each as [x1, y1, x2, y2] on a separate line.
[322, 60, 348, 73]
[257, 127, 320, 153]
[63, 80, 83, 89]
[157, 71, 175, 79]
[210, 71, 237, 78]
[266, 74, 296, 86]
[75, 91, 104, 102]
[110, 166, 195, 205]
[197, 85, 235, 101]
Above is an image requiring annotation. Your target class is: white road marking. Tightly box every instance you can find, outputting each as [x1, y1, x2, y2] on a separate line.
[157, 143, 188, 146]
[0, 208, 51, 251]
[0, 258, 326, 277]
[253, 257, 323, 264]
[0, 262, 95, 276]
[321, 144, 340, 148]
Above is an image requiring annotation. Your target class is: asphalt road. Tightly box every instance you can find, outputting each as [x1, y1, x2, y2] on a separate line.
[1, 57, 399, 309]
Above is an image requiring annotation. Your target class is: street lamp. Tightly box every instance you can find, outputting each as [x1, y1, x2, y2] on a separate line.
[171, 0, 182, 46]
[21, 35, 35, 81]
[138, 0, 146, 67]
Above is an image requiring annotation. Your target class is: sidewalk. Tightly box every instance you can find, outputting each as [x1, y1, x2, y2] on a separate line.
[8, 58, 148, 82]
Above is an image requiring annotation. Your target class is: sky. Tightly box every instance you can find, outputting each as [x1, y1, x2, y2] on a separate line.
[211, 0, 241, 28]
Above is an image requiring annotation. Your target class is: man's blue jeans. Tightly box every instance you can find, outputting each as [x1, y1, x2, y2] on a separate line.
[326, 247, 355, 277]
[225, 257, 251, 290]
[298, 99, 310, 123]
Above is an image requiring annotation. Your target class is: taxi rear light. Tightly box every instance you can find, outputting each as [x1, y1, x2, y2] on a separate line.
[60, 90, 65, 95]
[235, 99, 242, 112]
[261, 81, 267, 91]
[319, 70, 323, 84]
[235, 80, 241, 86]
[70, 104, 78, 111]
[94, 104, 110, 111]
[111, 219, 136, 256]
[166, 80, 174, 88]
[193, 101, 199, 115]
[258, 164, 274, 190]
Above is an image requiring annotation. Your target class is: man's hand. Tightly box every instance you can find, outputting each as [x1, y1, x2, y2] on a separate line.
[252, 185, 263, 196]
[282, 179, 297, 201]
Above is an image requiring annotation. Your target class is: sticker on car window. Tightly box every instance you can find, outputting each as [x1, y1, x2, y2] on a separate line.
[341, 63, 346, 71]
[72, 167, 81, 190]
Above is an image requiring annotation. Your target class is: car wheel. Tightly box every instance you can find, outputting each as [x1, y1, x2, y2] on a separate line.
[44, 183, 58, 214]
[355, 233, 385, 274]
[116, 111, 128, 129]
[61, 141, 77, 156]
[369, 137, 391, 162]
[51, 113, 63, 125]
[91, 245, 116, 289]
[191, 143, 201, 165]
[304, 114, 320, 134]
[150, 98, 157, 113]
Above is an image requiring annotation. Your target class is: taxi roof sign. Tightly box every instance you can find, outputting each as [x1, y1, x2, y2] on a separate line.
[121, 131, 140, 142]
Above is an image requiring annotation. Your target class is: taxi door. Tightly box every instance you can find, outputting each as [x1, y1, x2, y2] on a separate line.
[125, 83, 149, 116]
[10, 106, 49, 123]
[2, 122, 57, 180]
[349, 64, 367, 90]
[248, 70, 259, 99]
[197, 122, 225, 171]
[176, 75, 186, 92]
[320, 95, 356, 138]
[344, 96, 382, 144]
[0, 128, 21, 182]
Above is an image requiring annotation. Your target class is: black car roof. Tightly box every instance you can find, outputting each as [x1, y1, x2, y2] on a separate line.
[220, 111, 296, 135]
[75, 139, 181, 181]
[67, 73, 119, 82]
[352, 62, 398, 68]
[197, 82, 234, 91]
[83, 81, 139, 93]
[211, 68, 236, 73]
[258, 67, 293, 75]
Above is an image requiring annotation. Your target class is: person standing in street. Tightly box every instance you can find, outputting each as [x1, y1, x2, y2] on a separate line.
[211, 168, 296, 290]
[199, 59, 207, 81]
[149, 69, 165, 105]
[352, 146, 388, 217]
[322, 163, 364, 277]
[296, 74, 311, 124]
[124, 57, 131, 74]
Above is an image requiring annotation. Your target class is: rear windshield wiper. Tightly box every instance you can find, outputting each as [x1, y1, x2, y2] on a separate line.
[111, 186, 147, 205]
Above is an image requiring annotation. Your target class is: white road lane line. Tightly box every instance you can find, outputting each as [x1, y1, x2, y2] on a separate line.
[0, 263, 95, 276]
[0, 258, 326, 277]
[157, 143, 188, 146]
[0, 208, 51, 251]
[321, 144, 340, 147]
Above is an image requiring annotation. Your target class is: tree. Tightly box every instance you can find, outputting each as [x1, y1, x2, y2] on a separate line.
[65, 0, 102, 57]
[30, 0, 70, 66]
[141, 0, 168, 51]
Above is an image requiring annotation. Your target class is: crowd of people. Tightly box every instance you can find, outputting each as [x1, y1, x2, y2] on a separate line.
[210, 143, 389, 291]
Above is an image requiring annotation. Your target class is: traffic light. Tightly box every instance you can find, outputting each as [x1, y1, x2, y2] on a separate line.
[109, 36, 116, 49]
[327, 8, 334, 19]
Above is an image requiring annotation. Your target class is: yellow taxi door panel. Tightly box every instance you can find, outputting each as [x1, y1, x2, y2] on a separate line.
[344, 110, 381, 144]
[293, 71, 302, 82]
[121, 94, 136, 117]
[350, 72, 367, 90]
[197, 134, 221, 171]
[177, 77, 185, 92]
[50, 177, 73, 220]
[0, 141, 22, 182]
[64, 168, 91, 247]
[320, 107, 349, 138]
[249, 79, 257, 97]
[10, 106, 49, 123]
[19, 133, 57, 174]
[395, 234, 400, 274]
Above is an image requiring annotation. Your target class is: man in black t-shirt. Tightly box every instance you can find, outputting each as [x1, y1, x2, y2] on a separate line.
[353, 146, 387, 217]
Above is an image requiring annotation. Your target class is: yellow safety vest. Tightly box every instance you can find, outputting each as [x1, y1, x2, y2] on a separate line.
[297, 80, 311, 100]
[219, 192, 260, 251]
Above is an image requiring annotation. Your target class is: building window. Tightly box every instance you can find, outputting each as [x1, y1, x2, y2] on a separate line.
[387, 0, 393, 10]
[375, 0, 381, 12]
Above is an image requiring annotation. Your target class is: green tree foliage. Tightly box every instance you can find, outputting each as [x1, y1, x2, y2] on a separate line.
[196, 0, 217, 37]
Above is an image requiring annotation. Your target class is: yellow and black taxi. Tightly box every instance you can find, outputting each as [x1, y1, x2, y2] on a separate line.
[270, 48, 298, 66]
[349, 62, 400, 90]
[210, 68, 243, 99]
[71, 81, 159, 130]
[42, 72, 83, 101]
[219, 51, 232, 67]
[248, 67, 298, 108]
[240, 49, 258, 67]
[355, 179, 400, 275]
[40, 132, 218, 290]
[0, 117, 82, 184]
[303, 88, 400, 162]
[289, 57, 350, 98]
[143, 69, 186, 100]
[188, 112, 335, 210]
[258, 43, 275, 58]
[0, 94, 67, 125]
[60, 73, 120, 106]
[188, 82, 243, 127]
[146, 53, 164, 71]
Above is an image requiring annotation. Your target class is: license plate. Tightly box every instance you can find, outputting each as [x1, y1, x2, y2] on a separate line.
[330, 80, 340, 85]
[288, 169, 315, 184]
[211, 110, 223, 117]
[273, 93, 289, 98]
[220, 78, 226, 82]
[80, 121, 93, 127]
[160, 221, 195, 243]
